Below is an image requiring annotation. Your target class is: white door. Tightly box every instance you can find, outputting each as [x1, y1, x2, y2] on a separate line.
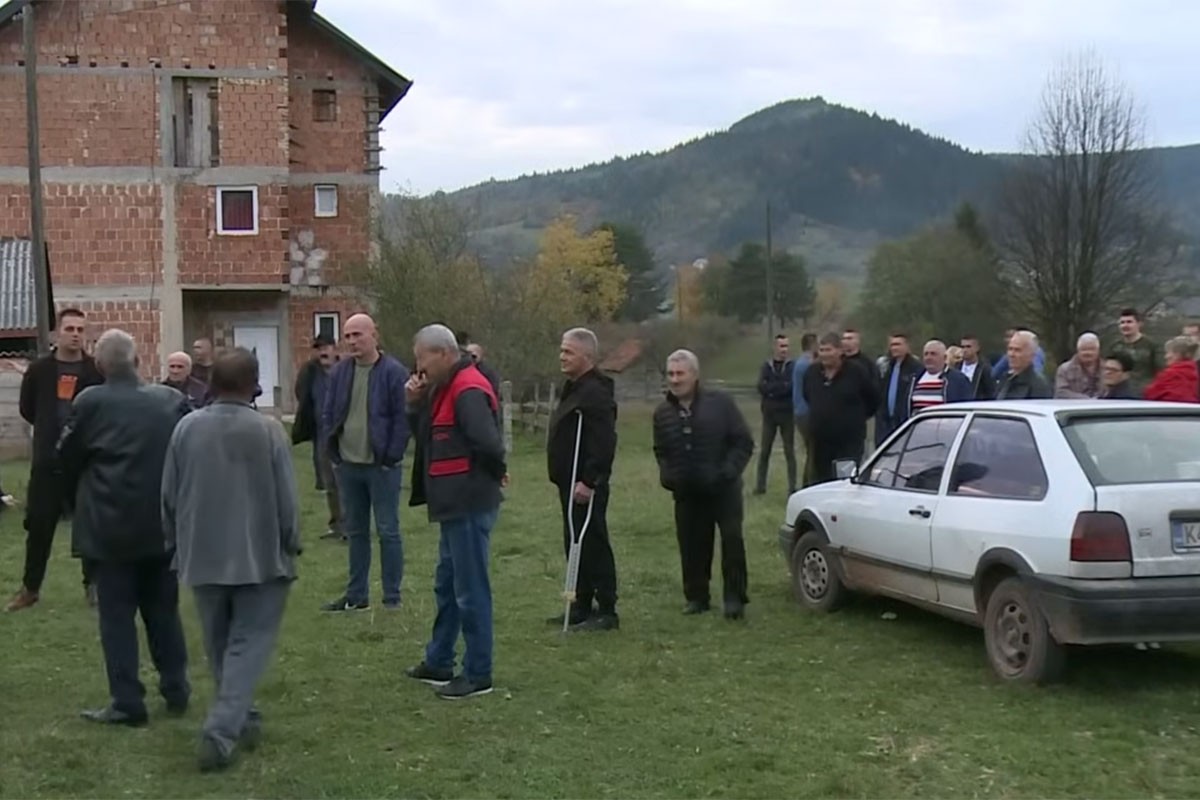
[233, 326, 280, 408]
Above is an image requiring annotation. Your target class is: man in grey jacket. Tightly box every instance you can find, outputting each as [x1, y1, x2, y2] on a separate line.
[162, 347, 301, 772]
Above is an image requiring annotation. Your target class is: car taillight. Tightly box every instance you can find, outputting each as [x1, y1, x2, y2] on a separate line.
[1070, 512, 1132, 562]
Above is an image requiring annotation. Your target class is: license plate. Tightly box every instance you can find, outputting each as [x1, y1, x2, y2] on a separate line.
[1171, 520, 1200, 551]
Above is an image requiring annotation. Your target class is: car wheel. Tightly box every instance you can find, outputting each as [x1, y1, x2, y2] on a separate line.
[791, 531, 846, 612]
[983, 576, 1065, 685]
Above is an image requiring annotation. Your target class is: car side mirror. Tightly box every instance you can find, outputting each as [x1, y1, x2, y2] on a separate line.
[834, 459, 859, 481]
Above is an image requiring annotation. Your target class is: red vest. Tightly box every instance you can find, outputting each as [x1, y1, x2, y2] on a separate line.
[428, 364, 498, 477]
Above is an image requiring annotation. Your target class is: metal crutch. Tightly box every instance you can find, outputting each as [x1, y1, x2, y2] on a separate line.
[562, 409, 595, 633]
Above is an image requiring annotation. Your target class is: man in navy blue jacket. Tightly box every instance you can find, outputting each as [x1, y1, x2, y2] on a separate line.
[903, 339, 973, 421]
[320, 313, 411, 612]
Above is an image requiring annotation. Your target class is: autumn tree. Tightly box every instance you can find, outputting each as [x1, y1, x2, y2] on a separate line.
[536, 216, 629, 322]
[996, 51, 1182, 361]
[671, 260, 706, 322]
[596, 222, 661, 321]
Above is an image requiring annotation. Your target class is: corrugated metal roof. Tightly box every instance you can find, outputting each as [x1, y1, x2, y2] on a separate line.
[0, 239, 36, 332]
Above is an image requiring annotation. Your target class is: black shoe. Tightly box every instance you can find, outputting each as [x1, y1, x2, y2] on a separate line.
[405, 661, 453, 687]
[546, 609, 591, 627]
[570, 613, 619, 632]
[165, 699, 189, 718]
[683, 601, 711, 615]
[198, 735, 234, 772]
[435, 675, 494, 701]
[723, 599, 746, 620]
[80, 706, 148, 727]
[321, 596, 369, 612]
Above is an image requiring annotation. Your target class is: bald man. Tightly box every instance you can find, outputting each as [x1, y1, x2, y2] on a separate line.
[904, 339, 973, 420]
[320, 313, 412, 612]
[163, 351, 209, 410]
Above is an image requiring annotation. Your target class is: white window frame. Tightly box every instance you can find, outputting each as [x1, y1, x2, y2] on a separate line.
[215, 186, 259, 236]
[314, 184, 339, 218]
[314, 312, 340, 342]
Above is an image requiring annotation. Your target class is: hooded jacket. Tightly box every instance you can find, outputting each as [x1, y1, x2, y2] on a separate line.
[1144, 359, 1199, 403]
[547, 368, 617, 489]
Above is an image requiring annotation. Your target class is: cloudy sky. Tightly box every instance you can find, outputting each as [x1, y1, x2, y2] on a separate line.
[326, 0, 1199, 195]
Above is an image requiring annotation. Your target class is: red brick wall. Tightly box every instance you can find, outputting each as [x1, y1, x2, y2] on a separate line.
[217, 77, 290, 167]
[0, 0, 288, 70]
[0, 74, 158, 168]
[0, 183, 163, 286]
[176, 184, 289, 285]
[287, 183, 372, 283]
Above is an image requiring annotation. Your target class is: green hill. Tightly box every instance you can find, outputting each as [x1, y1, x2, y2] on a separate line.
[433, 97, 1200, 277]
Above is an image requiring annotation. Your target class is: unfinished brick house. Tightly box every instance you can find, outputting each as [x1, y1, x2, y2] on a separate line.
[0, 0, 410, 409]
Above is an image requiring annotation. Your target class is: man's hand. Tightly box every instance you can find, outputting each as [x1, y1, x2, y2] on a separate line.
[501, 473, 510, 488]
[405, 373, 428, 405]
[572, 481, 594, 504]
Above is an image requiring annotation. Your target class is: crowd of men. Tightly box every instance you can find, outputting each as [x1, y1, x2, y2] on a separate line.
[754, 307, 1200, 489]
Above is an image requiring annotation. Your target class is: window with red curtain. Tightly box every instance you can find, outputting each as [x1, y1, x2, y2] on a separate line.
[219, 189, 256, 233]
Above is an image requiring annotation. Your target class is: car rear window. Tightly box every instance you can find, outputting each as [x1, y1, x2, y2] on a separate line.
[1063, 415, 1200, 485]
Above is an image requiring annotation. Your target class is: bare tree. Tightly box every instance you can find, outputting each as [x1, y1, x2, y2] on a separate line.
[997, 51, 1182, 361]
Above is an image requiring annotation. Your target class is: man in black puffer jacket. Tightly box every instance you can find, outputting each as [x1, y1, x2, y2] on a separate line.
[653, 349, 755, 620]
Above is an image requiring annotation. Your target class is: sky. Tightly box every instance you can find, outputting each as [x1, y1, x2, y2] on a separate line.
[323, 0, 1199, 196]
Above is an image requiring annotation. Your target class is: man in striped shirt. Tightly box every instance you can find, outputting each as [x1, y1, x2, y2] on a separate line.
[907, 339, 973, 418]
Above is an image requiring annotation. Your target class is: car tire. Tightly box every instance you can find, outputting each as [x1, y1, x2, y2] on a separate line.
[982, 576, 1065, 685]
[791, 530, 846, 612]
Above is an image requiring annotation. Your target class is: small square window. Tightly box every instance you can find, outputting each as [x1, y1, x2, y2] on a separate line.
[314, 312, 339, 342]
[216, 187, 258, 236]
[314, 185, 338, 218]
[312, 89, 337, 122]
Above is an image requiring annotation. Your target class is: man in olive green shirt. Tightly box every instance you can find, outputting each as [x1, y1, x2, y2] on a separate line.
[1112, 308, 1161, 395]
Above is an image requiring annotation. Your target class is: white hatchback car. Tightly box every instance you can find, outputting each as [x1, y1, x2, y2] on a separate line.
[778, 400, 1200, 684]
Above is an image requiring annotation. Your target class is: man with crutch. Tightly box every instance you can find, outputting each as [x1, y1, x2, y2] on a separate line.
[547, 328, 619, 632]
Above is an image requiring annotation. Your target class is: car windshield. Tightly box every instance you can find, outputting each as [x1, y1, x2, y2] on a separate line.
[1063, 415, 1200, 485]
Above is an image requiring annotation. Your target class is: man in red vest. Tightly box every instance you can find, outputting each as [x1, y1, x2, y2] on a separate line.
[403, 324, 507, 701]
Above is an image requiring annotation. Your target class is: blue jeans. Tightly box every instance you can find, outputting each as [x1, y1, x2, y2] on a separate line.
[336, 463, 403, 606]
[424, 510, 498, 683]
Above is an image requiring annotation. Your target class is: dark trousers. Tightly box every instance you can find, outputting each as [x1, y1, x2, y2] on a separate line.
[22, 463, 94, 593]
[673, 483, 748, 605]
[796, 414, 815, 488]
[811, 435, 866, 485]
[193, 580, 290, 758]
[558, 484, 618, 616]
[315, 440, 342, 533]
[756, 406, 797, 492]
[94, 556, 190, 717]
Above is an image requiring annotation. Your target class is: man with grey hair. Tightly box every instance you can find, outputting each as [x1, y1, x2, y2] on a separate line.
[1054, 332, 1103, 399]
[547, 327, 620, 631]
[58, 329, 191, 726]
[403, 323, 506, 700]
[320, 312, 411, 612]
[904, 339, 973, 418]
[163, 350, 208, 410]
[996, 330, 1052, 400]
[653, 350, 754, 618]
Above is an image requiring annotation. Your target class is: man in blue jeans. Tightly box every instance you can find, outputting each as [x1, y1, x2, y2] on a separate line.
[320, 313, 410, 611]
[402, 324, 506, 700]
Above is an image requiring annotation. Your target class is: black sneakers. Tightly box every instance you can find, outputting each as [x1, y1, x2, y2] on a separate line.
[405, 662, 453, 687]
[435, 675, 494, 701]
[570, 613, 619, 632]
[321, 596, 369, 612]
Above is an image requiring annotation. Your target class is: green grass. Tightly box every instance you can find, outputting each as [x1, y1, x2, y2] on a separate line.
[3, 404, 1200, 798]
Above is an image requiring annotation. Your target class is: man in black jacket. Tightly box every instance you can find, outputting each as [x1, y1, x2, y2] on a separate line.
[547, 327, 619, 632]
[876, 333, 921, 447]
[58, 329, 191, 725]
[754, 333, 796, 494]
[804, 333, 881, 484]
[653, 350, 754, 619]
[403, 324, 506, 700]
[955, 335, 997, 400]
[996, 331, 1053, 400]
[292, 334, 342, 539]
[6, 308, 105, 613]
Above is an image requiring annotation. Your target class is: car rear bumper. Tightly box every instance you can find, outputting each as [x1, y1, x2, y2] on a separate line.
[778, 525, 795, 564]
[1032, 574, 1200, 645]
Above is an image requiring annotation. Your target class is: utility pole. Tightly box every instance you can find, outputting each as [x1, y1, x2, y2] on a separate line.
[23, 1, 51, 354]
[764, 200, 773, 352]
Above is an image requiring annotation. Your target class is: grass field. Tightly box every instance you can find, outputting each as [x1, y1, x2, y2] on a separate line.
[3, 403, 1200, 798]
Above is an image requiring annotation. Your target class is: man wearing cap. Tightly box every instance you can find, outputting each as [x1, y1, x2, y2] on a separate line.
[293, 334, 342, 540]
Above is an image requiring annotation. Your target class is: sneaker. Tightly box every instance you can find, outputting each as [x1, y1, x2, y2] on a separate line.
[320, 597, 369, 612]
[570, 613, 619, 632]
[198, 735, 234, 773]
[405, 662, 453, 687]
[382, 599, 402, 611]
[319, 529, 342, 541]
[435, 675, 493, 700]
[4, 587, 38, 613]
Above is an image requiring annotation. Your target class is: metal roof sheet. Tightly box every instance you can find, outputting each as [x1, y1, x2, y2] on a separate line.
[0, 238, 36, 332]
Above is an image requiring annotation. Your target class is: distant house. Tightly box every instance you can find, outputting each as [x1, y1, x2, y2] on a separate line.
[0, 0, 411, 410]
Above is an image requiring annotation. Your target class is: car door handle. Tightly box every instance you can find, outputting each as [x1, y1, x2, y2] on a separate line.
[909, 506, 931, 519]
